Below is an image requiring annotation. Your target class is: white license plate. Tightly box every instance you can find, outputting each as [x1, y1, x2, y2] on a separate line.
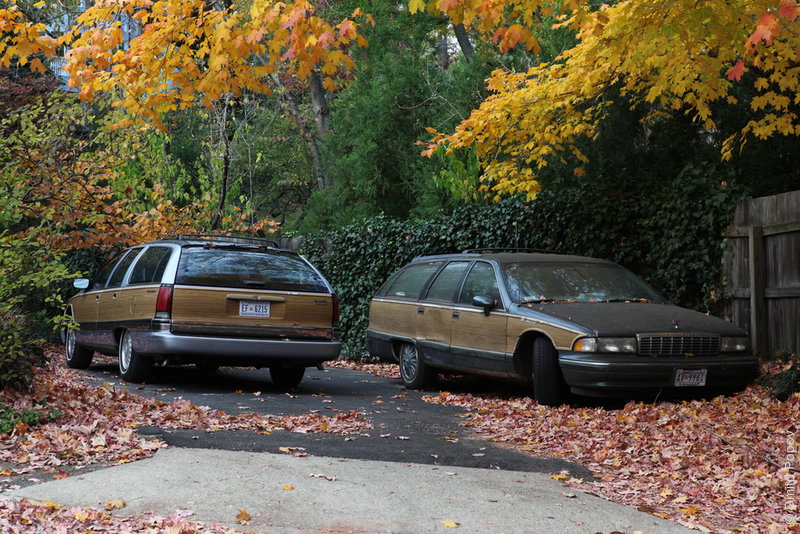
[239, 301, 270, 318]
[674, 368, 707, 387]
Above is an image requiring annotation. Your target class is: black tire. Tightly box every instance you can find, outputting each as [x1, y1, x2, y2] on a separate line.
[65, 326, 93, 369]
[118, 330, 152, 383]
[398, 342, 435, 389]
[270, 364, 305, 388]
[532, 337, 569, 406]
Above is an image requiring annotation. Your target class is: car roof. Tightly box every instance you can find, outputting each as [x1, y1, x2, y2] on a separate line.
[412, 250, 614, 265]
[143, 235, 294, 252]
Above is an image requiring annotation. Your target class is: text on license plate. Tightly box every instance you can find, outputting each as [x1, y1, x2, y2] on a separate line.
[239, 301, 270, 318]
[674, 368, 707, 387]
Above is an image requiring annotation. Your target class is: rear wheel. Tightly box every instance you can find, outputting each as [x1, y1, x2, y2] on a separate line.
[65, 326, 93, 369]
[532, 337, 569, 406]
[118, 330, 152, 383]
[270, 364, 305, 388]
[399, 342, 435, 389]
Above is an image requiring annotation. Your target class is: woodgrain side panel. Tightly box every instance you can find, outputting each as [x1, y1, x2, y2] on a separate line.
[368, 300, 418, 339]
[506, 316, 585, 352]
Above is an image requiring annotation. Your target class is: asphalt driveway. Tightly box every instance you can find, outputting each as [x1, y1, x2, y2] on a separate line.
[77, 362, 592, 478]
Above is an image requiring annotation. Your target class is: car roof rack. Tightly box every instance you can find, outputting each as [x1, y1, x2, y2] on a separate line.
[176, 234, 281, 248]
[462, 248, 561, 254]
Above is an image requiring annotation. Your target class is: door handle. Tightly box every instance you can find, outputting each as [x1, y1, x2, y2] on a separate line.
[417, 308, 425, 315]
[452, 311, 460, 319]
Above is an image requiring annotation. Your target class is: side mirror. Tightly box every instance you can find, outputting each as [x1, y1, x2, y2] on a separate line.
[73, 278, 90, 290]
[472, 295, 496, 316]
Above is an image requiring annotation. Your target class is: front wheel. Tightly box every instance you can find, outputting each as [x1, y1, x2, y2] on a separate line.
[118, 330, 152, 383]
[532, 337, 569, 407]
[399, 343, 435, 389]
[270, 364, 305, 389]
[65, 326, 93, 369]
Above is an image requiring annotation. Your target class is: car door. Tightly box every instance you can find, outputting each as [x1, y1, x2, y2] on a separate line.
[416, 261, 470, 369]
[95, 249, 141, 351]
[451, 261, 510, 375]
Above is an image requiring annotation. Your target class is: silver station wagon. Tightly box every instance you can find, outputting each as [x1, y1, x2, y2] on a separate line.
[366, 250, 758, 405]
[64, 235, 341, 385]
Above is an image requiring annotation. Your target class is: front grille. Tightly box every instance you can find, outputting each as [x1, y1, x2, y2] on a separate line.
[638, 334, 720, 356]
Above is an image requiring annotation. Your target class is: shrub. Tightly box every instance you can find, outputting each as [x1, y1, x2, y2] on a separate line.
[0, 312, 46, 390]
[300, 170, 746, 359]
[759, 351, 800, 400]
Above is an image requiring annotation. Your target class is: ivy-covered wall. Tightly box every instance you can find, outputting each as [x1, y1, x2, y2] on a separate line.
[300, 168, 748, 358]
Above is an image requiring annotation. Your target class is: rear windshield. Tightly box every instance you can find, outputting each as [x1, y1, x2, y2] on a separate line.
[176, 247, 329, 293]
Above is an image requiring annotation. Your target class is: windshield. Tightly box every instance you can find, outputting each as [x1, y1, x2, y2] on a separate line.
[501, 262, 667, 304]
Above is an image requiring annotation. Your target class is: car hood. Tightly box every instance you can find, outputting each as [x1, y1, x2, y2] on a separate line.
[520, 302, 746, 337]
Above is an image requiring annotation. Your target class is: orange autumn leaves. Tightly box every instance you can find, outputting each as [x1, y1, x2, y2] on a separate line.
[62, 0, 373, 129]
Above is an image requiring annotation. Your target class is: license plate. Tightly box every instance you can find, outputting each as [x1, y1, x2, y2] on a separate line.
[239, 301, 270, 318]
[674, 368, 707, 387]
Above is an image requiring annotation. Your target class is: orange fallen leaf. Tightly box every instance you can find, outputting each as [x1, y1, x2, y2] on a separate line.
[236, 509, 251, 524]
[283, 485, 295, 491]
[442, 519, 460, 528]
[104, 499, 126, 510]
[550, 473, 568, 481]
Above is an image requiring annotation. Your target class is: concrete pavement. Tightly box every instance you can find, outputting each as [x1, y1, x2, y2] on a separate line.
[10, 446, 695, 534]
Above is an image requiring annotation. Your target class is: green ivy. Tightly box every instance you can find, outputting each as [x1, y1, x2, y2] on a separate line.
[300, 169, 747, 359]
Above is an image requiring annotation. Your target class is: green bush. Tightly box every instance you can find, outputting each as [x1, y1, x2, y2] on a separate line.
[0, 312, 46, 390]
[0, 399, 61, 436]
[759, 352, 800, 400]
[300, 170, 746, 359]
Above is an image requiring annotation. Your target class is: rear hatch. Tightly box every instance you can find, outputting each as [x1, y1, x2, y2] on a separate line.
[170, 245, 336, 340]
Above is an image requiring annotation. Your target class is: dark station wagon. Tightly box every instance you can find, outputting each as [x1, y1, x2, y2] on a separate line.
[63, 235, 341, 386]
[366, 250, 758, 405]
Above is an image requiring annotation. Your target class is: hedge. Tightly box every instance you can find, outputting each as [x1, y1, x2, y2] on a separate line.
[300, 168, 747, 358]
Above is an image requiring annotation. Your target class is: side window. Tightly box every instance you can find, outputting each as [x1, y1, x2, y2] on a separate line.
[381, 262, 442, 299]
[425, 261, 470, 302]
[129, 247, 172, 285]
[459, 262, 502, 308]
[106, 249, 141, 288]
[92, 250, 129, 290]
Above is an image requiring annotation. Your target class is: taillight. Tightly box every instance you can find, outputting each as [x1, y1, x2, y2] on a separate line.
[155, 284, 173, 318]
[332, 294, 340, 324]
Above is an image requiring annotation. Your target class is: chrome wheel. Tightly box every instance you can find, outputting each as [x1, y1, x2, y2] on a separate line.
[398, 343, 434, 389]
[118, 330, 151, 383]
[65, 323, 93, 369]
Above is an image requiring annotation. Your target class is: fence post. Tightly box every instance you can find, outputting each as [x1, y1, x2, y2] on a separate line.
[748, 225, 767, 354]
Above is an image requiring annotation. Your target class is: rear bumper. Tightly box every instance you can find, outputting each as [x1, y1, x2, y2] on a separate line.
[559, 352, 759, 395]
[132, 330, 341, 363]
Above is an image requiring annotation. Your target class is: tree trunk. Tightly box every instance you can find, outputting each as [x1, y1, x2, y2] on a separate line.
[310, 71, 329, 136]
[453, 23, 474, 59]
[272, 74, 327, 190]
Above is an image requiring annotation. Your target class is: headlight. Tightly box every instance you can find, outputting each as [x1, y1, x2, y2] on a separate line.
[573, 337, 637, 353]
[720, 337, 750, 352]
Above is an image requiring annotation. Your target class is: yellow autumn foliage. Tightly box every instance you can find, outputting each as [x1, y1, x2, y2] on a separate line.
[421, 0, 800, 199]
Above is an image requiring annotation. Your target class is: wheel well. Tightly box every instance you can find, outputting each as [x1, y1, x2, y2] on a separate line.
[512, 331, 553, 380]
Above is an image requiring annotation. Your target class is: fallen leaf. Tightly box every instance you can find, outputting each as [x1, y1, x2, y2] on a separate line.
[442, 520, 460, 528]
[236, 509, 251, 524]
[104, 499, 126, 510]
[283, 485, 295, 491]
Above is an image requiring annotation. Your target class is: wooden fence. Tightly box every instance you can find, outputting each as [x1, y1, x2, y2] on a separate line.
[722, 190, 800, 355]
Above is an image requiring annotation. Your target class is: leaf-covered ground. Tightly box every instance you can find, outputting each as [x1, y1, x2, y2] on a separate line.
[0, 350, 373, 533]
[337, 359, 799, 534]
